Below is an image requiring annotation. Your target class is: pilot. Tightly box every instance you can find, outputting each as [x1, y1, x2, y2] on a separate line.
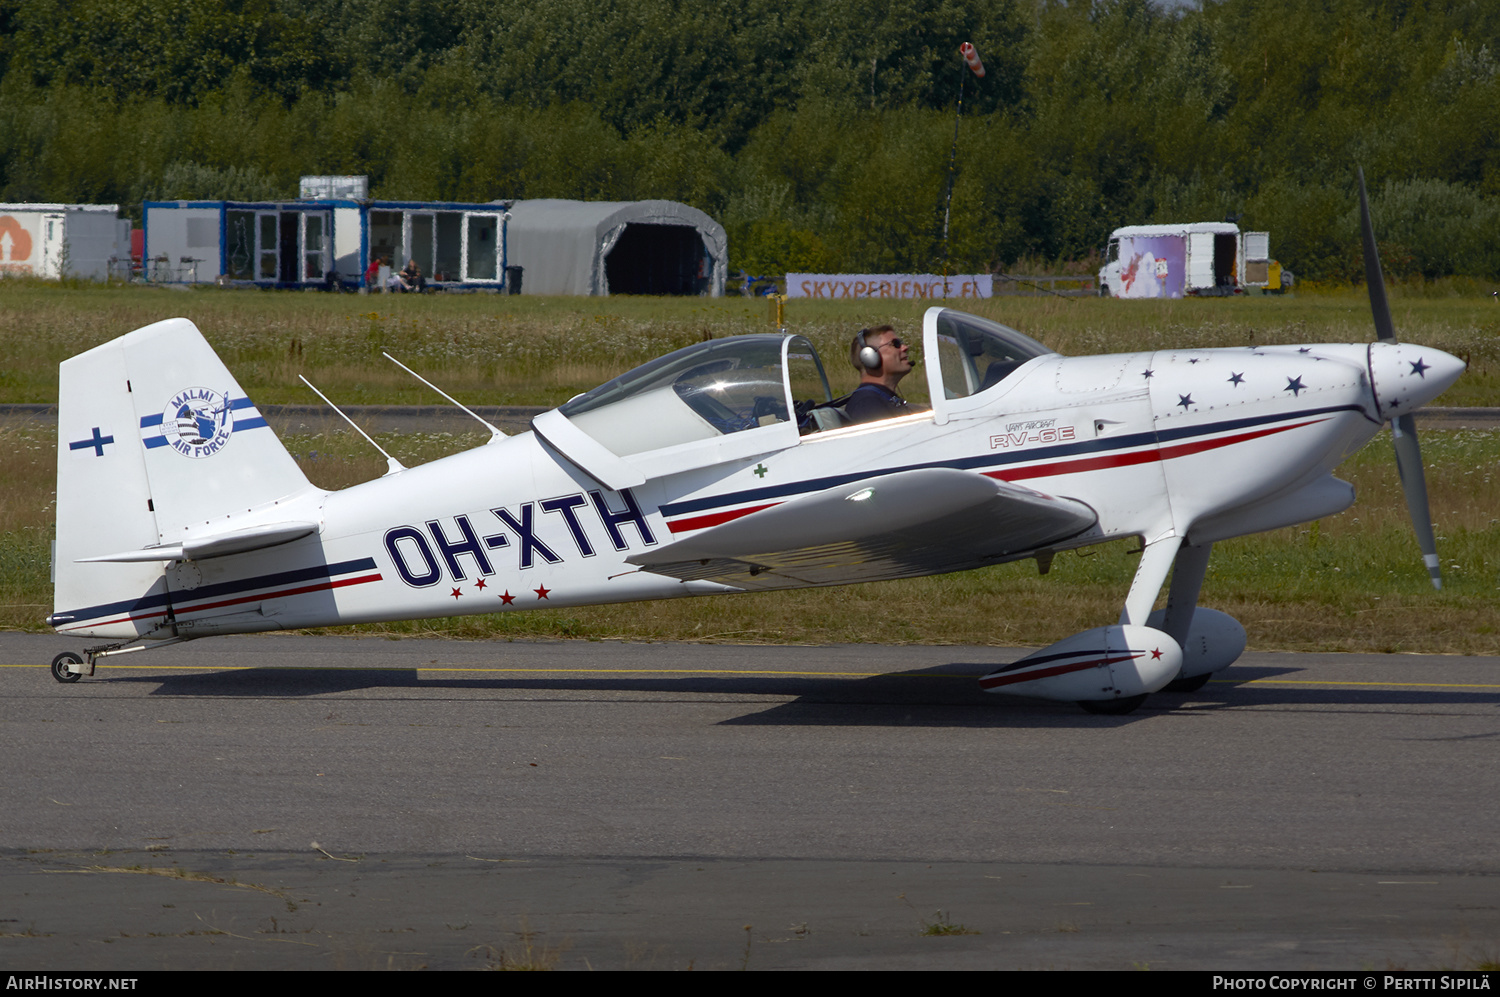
[846, 325, 920, 423]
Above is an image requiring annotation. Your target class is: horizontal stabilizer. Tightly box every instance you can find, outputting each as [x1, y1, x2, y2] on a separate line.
[629, 467, 1096, 589]
[77, 522, 319, 563]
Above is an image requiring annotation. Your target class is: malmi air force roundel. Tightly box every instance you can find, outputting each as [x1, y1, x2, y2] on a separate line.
[160, 386, 234, 458]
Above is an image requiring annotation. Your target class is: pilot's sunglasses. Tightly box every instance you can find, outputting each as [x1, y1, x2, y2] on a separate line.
[880, 338, 905, 349]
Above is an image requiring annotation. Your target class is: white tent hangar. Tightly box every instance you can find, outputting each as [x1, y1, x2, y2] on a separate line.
[505, 199, 726, 296]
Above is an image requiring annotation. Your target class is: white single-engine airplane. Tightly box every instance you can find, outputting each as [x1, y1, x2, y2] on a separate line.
[46, 178, 1463, 713]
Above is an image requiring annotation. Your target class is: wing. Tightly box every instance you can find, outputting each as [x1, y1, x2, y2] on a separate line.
[628, 467, 1097, 590]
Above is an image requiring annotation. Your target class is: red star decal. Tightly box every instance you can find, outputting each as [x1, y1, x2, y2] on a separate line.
[450, 587, 462, 600]
[499, 590, 515, 605]
[1151, 647, 1163, 659]
[534, 585, 551, 600]
[474, 578, 487, 590]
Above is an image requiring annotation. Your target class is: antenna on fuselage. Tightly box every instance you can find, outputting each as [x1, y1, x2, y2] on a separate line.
[381, 352, 505, 440]
[298, 375, 407, 476]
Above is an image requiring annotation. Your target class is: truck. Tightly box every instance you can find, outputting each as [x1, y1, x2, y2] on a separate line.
[1097, 222, 1290, 298]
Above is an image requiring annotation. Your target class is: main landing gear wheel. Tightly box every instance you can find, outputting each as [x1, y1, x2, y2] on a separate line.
[1078, 694, 1147, 715]
[51, 651, 83, 684]
[1164, 673, 1212, 693]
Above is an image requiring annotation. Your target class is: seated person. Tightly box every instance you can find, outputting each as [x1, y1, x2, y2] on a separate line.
[389, 259, 425, 293]
[845, 325, 923, 423]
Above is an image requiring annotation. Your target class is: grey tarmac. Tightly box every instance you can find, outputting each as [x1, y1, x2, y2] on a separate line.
[2, 632, 1497, 970]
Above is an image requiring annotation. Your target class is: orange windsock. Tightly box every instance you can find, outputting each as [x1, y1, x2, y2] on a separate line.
[959, 42, 985, 78]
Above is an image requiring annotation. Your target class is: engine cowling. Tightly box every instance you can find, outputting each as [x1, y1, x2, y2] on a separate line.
[979, 625, 1182, 703]
[1146, 607, 1246, 680]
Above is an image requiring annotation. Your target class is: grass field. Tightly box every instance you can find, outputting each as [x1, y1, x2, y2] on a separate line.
[2, 281, 1496, 653]
[2, 278, 1497, 407]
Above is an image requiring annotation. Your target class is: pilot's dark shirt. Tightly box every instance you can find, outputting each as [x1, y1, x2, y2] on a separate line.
[845, 383, 911, 424]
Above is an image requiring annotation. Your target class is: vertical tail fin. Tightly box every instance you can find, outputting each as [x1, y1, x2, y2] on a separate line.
[53, 318, 313, 637]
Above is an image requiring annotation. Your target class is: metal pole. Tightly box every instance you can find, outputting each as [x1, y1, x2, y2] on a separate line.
[940, 64, 966, 291]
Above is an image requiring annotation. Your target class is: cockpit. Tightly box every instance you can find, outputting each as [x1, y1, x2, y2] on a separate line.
[559, 335, 818, 455]
[530, 307, 1059, 489]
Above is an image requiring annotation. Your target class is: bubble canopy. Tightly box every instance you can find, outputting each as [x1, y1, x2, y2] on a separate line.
[531, 311, 1058, 488]
[559, 335, 830, 458]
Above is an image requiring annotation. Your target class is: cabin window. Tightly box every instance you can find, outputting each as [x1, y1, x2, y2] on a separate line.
[465, 215, 499, 280]
[303, 214, 326, 279]
[434, 212, 462, 281]
[369, 211, 403, 269]
[226, 211, 255, 279]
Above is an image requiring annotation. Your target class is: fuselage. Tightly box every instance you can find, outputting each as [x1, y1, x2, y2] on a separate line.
[56, 333, 1465, 642]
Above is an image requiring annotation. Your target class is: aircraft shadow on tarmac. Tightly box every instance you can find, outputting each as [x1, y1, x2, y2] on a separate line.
[105, 661, 1500, 728]
[715, 664, 1500, 727]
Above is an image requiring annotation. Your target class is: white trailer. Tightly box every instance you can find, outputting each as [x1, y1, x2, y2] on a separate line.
[1098, 222, 1275, 299]
[0, 203, 129, 281]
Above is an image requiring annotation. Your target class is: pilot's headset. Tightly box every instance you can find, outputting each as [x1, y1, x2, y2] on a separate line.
[853, 328, 883, 372]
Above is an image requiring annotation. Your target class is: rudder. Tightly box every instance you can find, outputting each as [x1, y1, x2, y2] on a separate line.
[53, 318, 313, 638]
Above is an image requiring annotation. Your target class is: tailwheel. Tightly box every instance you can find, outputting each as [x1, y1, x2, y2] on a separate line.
[1078, 694, 1147, 715]
[1164, 673, 1212, 693]
[51, 652, 83, 684]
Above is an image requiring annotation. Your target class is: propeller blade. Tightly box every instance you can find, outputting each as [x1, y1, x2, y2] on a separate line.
[1357, 167, 1397, 343]
[1391, 413, 1442, 589]
[1360, 166, 1441, 587]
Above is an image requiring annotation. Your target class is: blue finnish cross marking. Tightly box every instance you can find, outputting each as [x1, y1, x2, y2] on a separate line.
[70, 427, 114, 456]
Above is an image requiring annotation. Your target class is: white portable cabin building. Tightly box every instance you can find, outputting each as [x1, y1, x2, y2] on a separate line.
[504, 199, 726, 296]
[0, 203, 129, 281]
[142, 199, 510, 290]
